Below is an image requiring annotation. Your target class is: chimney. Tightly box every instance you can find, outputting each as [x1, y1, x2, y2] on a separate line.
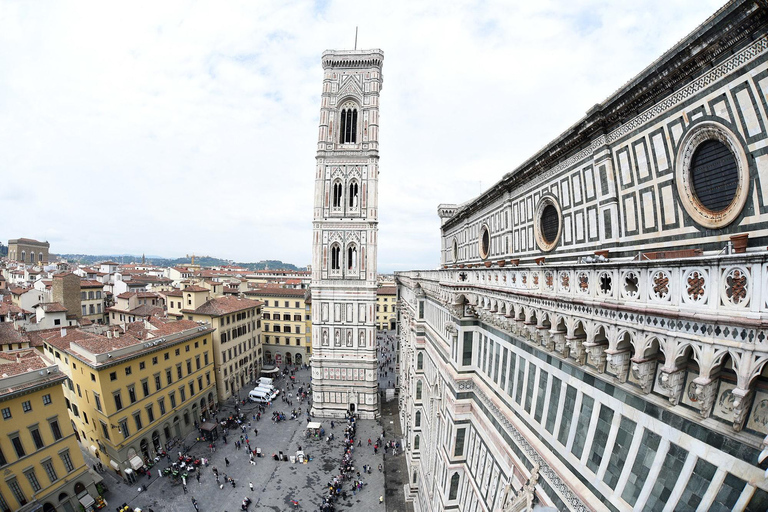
[106, 331, 112, 339]
[60, 327, 67, 337]
[115, 330, 120, 338]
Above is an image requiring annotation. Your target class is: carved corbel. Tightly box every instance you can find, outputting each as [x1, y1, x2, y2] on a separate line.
[630, 357, 657, 393]
[543, 329, 561, 351]
[731, 387, 754, 432]
[555, 333, 570, 359]
[584, 342, 608, 373]
[605, 349, 630, 382]
[658, 367, 686, 405]
[567, 336, 586, 365]
[691, 376, 718, 418]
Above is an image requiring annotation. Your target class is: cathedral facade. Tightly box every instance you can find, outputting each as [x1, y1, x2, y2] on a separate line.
[310, 49, 383, 419]
[397, 1, 768, 510]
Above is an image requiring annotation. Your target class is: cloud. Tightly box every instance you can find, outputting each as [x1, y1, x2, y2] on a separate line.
[0, 0, 724, 273]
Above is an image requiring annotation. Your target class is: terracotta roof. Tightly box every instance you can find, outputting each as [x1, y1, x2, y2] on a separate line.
[8, 286, 29, 295]
[0, 349, 49, 378]
[160, 290, 183, 297]
[99, 261, 120, 265]
[53, 272, 74, 278]
[0, 302, 29, 317]
[181, 285, 208, 292]
[108, 304, 164, 318]
[377, 286, 397, 296]
[116, 292, 134, 300]
[0, 323, 25, 345]
[12, 238, 47, 245]
[186, 296, 262, 317]
[36, 302, 68, 313]
[137, 292, 160, 299]
[80, 280, 103, 288]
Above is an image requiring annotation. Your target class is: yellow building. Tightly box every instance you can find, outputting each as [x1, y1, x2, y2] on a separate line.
[375, 285, 397, 330]
[0, 349, 98, 512]
[244, 287, 310, 366]
[181, 292, 263, 402]
[79, 280, 105, 324]
[32, 319, 216, 480]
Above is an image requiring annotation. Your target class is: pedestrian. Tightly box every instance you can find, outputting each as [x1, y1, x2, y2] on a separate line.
[225, 457, 230, 466]
[196, 472, 201, 484]
[183, 484, 188, 494]
[192, 498, 199, 511]
[249, 481, 254, 491]
[379, 495, 384, 505]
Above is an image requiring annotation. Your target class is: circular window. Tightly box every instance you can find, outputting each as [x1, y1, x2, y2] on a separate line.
[676, 121, 749, 229]
[534, 196, 562, 252]
[541, 204, 559, 244]
[479, 225, 490, 259]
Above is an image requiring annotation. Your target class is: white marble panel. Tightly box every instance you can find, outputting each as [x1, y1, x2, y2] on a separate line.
[618, 150, 632, 186]
[651, 132, 669, 172]
[642, 190, 656, 230]
[736, 87, 762, 136]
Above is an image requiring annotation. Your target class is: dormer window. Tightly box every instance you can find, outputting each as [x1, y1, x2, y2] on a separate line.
[339, 102, 358, 144]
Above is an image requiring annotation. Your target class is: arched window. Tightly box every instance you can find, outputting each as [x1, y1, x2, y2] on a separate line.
[21, 251, 26, 262]
[339, 103, 358, 144]
[415, 411, 421, 427]
[417, 353, 424, 370]
[348, 181, 359, 208]
[331, 244, 341, 271]
[414, 435, 420, 451]
[332, 181, 343, 208]
[449, 472, 460, 500]
[347, 245, 357, 270]
[416, 380, 422, 400]
[38, 252, 43, 262]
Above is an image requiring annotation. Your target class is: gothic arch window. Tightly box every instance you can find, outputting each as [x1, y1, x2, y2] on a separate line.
[449, 472, 460, 500]
[347, 244, 358, 270]
[415, 410, 421, 427]
[331, 244, 341, 271]
[416, 380, 422, 400]
[414, 434, 420, 451]
[38, 252, 43, 262]
[332, 180, 343, 208]
[348, 180, 359, 208]
[417, 353, 424, 370]
[339, 101, 358, 144]
[21, 251, 26, 262]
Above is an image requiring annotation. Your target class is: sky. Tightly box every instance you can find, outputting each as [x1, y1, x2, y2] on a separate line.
[0, 0, 726, 273]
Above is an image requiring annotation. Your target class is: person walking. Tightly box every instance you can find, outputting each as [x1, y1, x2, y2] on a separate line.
[379, 495, 384, 505]
[225, 457, 230, 467]
[249, 481, 254, 491]
[183, 484, 188, 494]
[192, 497, 199, 511]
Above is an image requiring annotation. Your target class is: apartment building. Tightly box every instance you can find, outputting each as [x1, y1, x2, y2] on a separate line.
[244, 287, 309, 366]
[375, 286, 397, 331]
[0, 349, 98, 512]
[32, 320, 216, 479]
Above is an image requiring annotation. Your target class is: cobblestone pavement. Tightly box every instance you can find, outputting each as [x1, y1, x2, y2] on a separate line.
[89, 340, 409, 512]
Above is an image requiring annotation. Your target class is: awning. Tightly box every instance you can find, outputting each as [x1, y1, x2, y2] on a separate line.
[200, 421, 217, 432]
[78, 494, 95, 508]
[89, 444, 99, 454]
[110, 459, 120, 470]
[261, 367, 280, 375]
[129, 455, 144, 470]
[306, 422, 322, 430]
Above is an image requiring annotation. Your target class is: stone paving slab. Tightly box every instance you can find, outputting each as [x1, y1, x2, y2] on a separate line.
[91, 360, 405, 511]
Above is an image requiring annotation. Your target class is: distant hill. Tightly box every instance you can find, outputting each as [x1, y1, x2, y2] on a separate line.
[56, 254, 304, 271]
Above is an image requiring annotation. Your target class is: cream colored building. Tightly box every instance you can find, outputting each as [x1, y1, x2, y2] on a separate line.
[375, 285, 396, 331]
[182, 294, 263, 401]
[244, 287, 309, 366]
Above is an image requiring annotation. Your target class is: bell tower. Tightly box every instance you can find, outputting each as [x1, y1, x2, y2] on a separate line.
[310, 49, 384, 419]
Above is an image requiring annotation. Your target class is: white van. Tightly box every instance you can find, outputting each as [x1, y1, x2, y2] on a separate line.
[249, 387, 279, 402]
[249, 389, 272, 403]
[254, 386, 278, 398]
[258, 377, 273, 387]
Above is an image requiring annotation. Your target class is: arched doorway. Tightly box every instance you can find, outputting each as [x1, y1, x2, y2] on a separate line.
[163, 424, 171, 443]
[349, 403, 356, 413]
[152, 431, 161, 452]
[58, 492, 75, 512]
[295, 353, 303, 365]
[208, 392, 214, 409]
[200, 398, 207, 415]
[43, 503, 56, 512]
[265, 351, 272, 363]
[285, 353, 293, 365]
[192, 404, 199, 424]
[140, 439, 149, 459]
[275, 353, 282, 365]
[390, 319, 396, 330]
[74, 482, 86, 495]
